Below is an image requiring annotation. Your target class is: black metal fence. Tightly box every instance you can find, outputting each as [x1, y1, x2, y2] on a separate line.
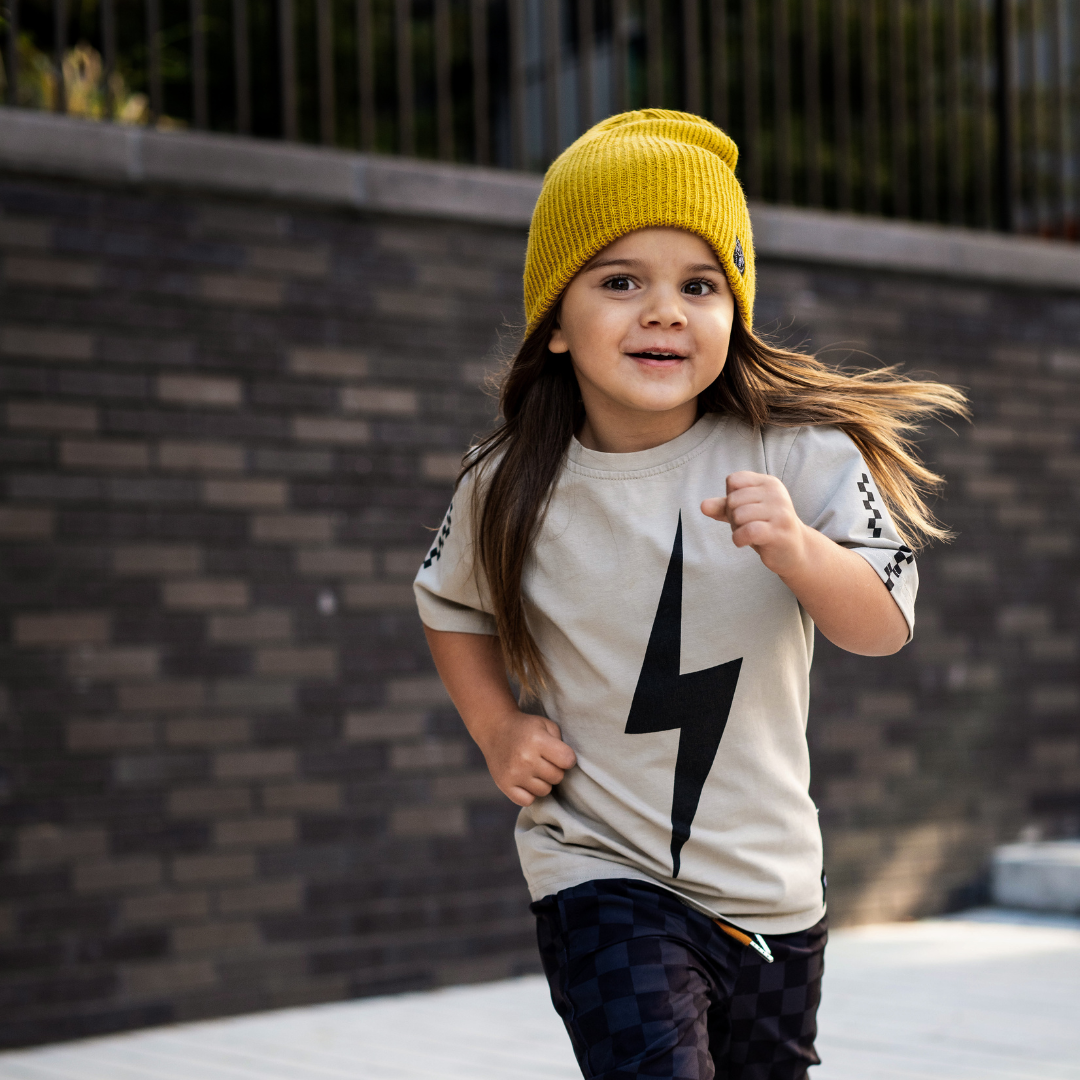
[2, 0, 1078, 238]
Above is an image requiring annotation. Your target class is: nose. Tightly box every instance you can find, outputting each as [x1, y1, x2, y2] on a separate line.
[640, 285, 687, 329]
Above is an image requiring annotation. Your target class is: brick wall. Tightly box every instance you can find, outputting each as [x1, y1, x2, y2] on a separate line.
[1, 170, 1078, 1048]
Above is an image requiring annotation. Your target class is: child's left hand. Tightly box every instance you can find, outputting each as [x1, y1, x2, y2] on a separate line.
[700, 471, 809, 578]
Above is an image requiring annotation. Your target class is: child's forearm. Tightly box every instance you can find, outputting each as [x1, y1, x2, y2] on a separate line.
[422, 626, 578, 805]
[776, 526, 909, 656]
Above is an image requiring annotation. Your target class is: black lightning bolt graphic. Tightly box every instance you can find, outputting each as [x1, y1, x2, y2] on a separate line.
[625, 514, 743, 878]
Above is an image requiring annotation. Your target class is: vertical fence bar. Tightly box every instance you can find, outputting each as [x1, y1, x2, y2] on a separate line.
[1052, 0, 1070, 234]
[317, 0, 335, 144]
[509, 0, 526, 168]
[803, 0, 821, 206]
[613, 0, 630, 111]
[684, 0, 701, 115]
[234, 0, 251, 134]
[54, 0, 67, 113]
[470, 0, 489, 163]
[774, 0, 791, 202]
[998, 0, 1020, 230]
[191, 0, 208, 128]
[917, 0, 935, 220]
[945, 0, 962, 222]
[861, 0, 880, 213]
[579, 0, 595, 132]
[646, 0, 663, 105]
[543, 0, 561, 162]
[102, 0, 117, 118]
[395, 0, 414, 155]
[279, 0, 299, 139]
[5, 0, 18, 106]
[711, 0, 727, 128]
[833, 0, 852, 210]
[974, 0, 992, 226]
[1028, 0, 1047, 233]
[742, 0, 761, 197]
[357, 0, 375, 150]
[147, 0, 163, 121]
[888, 0, 907, 217]
[435, 0, 453, 159]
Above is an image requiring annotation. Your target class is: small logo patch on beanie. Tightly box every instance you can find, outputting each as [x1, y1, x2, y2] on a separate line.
[733, 237, 746, 276]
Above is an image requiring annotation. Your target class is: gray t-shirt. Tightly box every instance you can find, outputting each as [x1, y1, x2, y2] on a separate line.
[414, 413, 917, 933]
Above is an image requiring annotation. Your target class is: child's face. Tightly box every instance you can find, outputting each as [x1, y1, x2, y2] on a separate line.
[549, 227, 735, 441]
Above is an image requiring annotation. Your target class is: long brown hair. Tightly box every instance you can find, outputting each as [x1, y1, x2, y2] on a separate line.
[461, 307, 968, 693]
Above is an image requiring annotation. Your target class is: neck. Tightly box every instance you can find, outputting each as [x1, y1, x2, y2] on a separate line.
[576, 400, 700, 454]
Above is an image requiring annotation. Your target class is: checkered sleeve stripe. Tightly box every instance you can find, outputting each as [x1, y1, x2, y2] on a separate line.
[856, 473, 914, 593]
[422, 501, 453, 569]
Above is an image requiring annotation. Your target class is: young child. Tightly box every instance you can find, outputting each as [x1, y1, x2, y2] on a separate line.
[414, 110, 966, 1080]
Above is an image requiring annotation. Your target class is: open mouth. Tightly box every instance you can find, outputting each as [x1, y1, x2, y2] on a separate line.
[629, 351, 686, 361]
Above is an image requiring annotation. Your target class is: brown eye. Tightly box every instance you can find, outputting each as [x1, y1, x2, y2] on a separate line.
[684, 280, 712, 296]
[606, 276, 632, 291]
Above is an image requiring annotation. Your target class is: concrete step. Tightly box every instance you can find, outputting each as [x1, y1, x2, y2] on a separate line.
[992, 840, 1080, 913]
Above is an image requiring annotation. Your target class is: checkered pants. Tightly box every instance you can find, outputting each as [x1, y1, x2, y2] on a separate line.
[532, 879, 826, 1080]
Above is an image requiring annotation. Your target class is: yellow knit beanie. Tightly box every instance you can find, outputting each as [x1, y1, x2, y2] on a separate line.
[524, 109, 754, 335]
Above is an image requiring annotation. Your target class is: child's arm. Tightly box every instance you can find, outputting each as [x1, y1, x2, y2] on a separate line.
[423, 627, 578, 806]
[701, 471, 909, 656]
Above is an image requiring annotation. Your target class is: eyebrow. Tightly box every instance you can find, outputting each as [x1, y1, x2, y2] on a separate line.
[584, 257, 724, 274]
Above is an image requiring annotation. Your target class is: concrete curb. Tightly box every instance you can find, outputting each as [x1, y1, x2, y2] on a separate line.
[4, 106, 1080, 291]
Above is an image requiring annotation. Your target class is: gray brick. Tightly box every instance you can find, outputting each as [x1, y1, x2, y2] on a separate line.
[158, 374, 243, 408]
[247, 245, 329, 278]
[416, 264, 495, 294]
[194, 204, 289, 238]
[7, 400, 97, 432]
[75, 857, 163, 894]
[211, 680, 296, 711]
[172, 852, 257, 884]
[390, 805, 467, 838]
[0, 506, 53, 538]
[432, 771, 505, 803]
[340, 387, 418, 415]
[216, 879, 303, 915]
[208, 609, 292, 644]
[421, 453, 462, 481]
[291, 416, 370, 444]
[16, 824, 109, 869]
[390, 740, 468, 770]
[0, 217, 52, 250]
[343, 709, 427, 742]
[1030, 685, 1080, 715]
[5, 254, 100, 288]
[15, 611, 110, 646]
[387, 676, 452, 708]
[214, 748, 297, 781]
[253, 646, 337, 679]
[67, 646, 160, 680]
[252, 512, 335, 543]
[213, 817, 297, 847]
[165, 717, 251, 747]
[1, 325, 93, 361]
[997, 605, 1051, 635]
[122, 959, 217, 997]
[121, 890, 211, 924]
[343, 582, 417, 609]
[8, 474, 104, 501]
[173, 920, 260, 954]
[1028, 635, 1078, 661]
[261, 780, 342, 812]
[157, 440, 246, 472]
[252, 447, 333, 475]
[68, 719, 157, 752]
[288, 347, 368, 380]
[200, 273, 284, 306]
[856, 692, 915, 720]
[113, 545, 203, 575]
[203, 478, 288, 509]
[375, 290, 452, 320]
[60, 438, 151, 470]
[382, 548, 427, 576]
[118, 681, 207, 712]
[163, 579, 250, 610]
[296, 547, 374, 576]
[168, 786, 253, 818]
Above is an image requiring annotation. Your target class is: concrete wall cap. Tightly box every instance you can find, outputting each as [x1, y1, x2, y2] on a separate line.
[3, 106, 1080, 290]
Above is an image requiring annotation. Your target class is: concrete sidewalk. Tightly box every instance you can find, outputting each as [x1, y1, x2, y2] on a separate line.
[1, 909, 1077, 1080]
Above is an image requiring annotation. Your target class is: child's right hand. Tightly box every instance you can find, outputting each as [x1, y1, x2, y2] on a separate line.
[479, 711, 578, 807]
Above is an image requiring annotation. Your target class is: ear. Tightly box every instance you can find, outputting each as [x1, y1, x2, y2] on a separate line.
[547, 319, 570, 354]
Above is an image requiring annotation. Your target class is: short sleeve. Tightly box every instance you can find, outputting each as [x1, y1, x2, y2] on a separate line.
[777, 425, 918, 639]
[413, 466, 498, 635]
